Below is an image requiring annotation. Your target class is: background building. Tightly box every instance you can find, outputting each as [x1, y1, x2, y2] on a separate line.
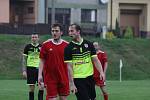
[46, 0, 107, 34]
[108, 0, 150, 37]
[0, 0, 150, 37]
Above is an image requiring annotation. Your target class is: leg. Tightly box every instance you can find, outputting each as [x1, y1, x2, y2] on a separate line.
[46, 82, 58, 100]
[59, 96, 67, 100]
[27, 68, 37, 100]
[58, 82, 69, 100]
[37, 69, 44, 100]
[100, 86, 108, 100]
[87, 76, 96, 100]
[38, 89, 44, 100]
[29, 85, 35, 100]
[48, 97, 57, 100]
[74, 78, 90, 100]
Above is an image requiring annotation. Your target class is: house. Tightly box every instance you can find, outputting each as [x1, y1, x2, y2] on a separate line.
[0, 0, 150, 37]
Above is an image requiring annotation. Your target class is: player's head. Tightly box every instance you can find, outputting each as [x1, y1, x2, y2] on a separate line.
[68, 24, 81, 40]
[31, 32, 39, 44]
[93, 42, 100, 51]
[51, 23, 63, 40]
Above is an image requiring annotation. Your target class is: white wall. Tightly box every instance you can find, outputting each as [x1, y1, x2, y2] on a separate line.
[0, 0, 9, 23]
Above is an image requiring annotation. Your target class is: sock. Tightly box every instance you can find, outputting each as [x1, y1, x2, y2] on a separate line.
[29, 91, 34, 100]
[103, 93, 108, 100]
[38, 90, 44, 100]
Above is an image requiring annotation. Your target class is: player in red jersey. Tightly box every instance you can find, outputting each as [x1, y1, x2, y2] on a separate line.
[38, 23, 69, 100]
[93, 42, 108, 100]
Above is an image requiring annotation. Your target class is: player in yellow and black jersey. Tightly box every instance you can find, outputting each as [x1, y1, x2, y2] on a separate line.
[64, 24, 105, 100]
[22, 33, 43, 100]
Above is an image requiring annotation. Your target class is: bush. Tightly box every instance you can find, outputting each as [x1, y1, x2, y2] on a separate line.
[124, 26, 134, 39]
[106, 31, 116, 40]
[115, 19, 121, 38]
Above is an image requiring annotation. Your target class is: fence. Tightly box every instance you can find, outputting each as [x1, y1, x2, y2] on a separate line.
[0, 23, 50, 35]
[0, 23, 98, 35]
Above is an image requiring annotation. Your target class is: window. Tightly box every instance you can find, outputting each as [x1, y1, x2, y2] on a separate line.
[81, 9, 97, 23]
[27, 7, 34, 14]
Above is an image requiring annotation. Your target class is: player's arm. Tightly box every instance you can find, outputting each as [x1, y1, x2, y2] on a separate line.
[38, 58, 45, 89]
[104, 62, 108, 74]
[103, 53, 108, 74]
[22, 54, 27, 78]
[92, 56, 105, 80]
[66, 62, 77, 94]
[38, 58, 44, 83]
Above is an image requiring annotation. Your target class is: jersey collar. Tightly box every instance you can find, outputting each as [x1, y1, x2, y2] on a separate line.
[31, 43, 39, 47]
[51, 39, 63, 45]
[72, 38, 83, 45]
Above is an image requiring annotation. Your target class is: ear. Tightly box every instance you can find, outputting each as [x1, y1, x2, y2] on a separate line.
[60, 32, 63, 35]
[77, 30, 80, 34]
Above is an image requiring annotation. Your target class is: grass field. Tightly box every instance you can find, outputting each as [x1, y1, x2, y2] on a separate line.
[0, 80, 150, 100]
[0, 34, 150, 80]
[0, 34, 150, 100]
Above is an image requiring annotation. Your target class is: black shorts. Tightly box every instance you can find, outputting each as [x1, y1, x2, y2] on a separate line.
[27, 67, 38, 85]
[74, 75, 96, 100]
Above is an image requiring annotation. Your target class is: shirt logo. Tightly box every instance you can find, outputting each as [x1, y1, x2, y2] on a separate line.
[84, 44, 88, 48]
[49, 48, 53, 51]
[72, 47, 77, 50]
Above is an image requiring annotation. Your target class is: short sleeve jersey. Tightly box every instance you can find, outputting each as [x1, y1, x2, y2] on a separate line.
[64, 39, 97, 78]
[94, 50, 107, 77]
[23, 43, 41, 67]
[40, 39, 68, 83]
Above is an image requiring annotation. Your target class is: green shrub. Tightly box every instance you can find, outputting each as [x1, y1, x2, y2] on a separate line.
[106, 31, 116, 40]
[124, 26, 134, 39]
[115, 19, 121, 38]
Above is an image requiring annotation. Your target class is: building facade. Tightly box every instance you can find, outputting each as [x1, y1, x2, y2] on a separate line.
[107, 0, 150, 37]
[46, 0, 107, 34]
[0, 0, 150, 37]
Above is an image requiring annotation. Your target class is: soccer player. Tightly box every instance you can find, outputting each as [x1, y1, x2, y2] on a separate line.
[22, 33, 44, 100]
[93, 42, 108, 100]
[64, 24, 105, 100]
[38, 23, 69, 100]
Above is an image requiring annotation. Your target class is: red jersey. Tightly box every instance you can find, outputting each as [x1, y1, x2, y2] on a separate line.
[94, 50, 107, 78]
[40, 39, 69, 84]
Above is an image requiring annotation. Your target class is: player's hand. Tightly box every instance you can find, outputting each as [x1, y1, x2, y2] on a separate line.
[38, 75, 43, 83]
[38, 81, 44, 90]
[100, 72, 105, 81]
[22, 71, 27, 79]
[38, 75, 44, 89]
[70, 84, 77, 94]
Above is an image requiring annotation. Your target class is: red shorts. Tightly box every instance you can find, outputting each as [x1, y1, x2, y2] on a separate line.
[94, 77, 106, 87]
[46, 81, 69, 99]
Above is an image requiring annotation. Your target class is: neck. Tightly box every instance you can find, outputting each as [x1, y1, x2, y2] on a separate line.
[53, 38, 61, 43]
[32, 42, 38, 46]
[73, 35, 82, 43]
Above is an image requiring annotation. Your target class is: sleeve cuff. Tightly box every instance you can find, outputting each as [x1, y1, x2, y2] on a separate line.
[64, 60, 72, 63]
[91, 55, 97, 58]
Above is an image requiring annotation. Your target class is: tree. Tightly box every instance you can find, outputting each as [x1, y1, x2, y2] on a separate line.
[115, 18, 121, 38]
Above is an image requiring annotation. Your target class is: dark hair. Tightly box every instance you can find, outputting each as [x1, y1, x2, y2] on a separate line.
[32, 32, 39, 35]
[70, 23, 81, 32]
[51, 23, 63, 31]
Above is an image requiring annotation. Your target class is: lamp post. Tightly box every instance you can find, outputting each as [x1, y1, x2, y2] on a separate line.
[110, 0, 113, 30]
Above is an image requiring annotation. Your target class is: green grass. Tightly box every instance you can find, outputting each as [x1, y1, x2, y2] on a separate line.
[0, 80, 150, 100]
[0, 34, 150, 80]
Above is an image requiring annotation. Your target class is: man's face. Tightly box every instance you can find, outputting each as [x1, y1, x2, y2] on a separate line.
[31, 34, 39, 44]
[68, 26, 80, 39]
[51, 26, 62, 40]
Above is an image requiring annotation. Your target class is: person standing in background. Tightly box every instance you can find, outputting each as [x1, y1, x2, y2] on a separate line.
[22, 33, 44, 100]
[93, 42, 108, 100]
